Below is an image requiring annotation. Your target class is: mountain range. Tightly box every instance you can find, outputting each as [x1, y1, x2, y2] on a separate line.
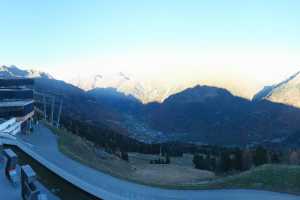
[1, 65, 300, 147]
[70, 72, 190, 103]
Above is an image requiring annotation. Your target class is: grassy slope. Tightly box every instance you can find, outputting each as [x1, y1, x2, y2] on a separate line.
[44, 122, 300, 194]
[183, 164, 300, 195]
[43, 122, 134, 177]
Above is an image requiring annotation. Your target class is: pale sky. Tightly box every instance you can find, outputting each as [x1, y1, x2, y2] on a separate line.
[0, 0, 299, 92]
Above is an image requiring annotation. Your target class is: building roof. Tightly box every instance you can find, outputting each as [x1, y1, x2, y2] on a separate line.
[0, 100, 34, 107]
[0, 88, 32, 91]
[0, 78, 34, 87]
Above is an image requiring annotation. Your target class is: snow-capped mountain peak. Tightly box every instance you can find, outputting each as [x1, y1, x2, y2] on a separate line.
[69, 72, 190, 103]
[118, 72, 130, 80]
[0, 65, 53, 79]
[253, 70, 300, 108]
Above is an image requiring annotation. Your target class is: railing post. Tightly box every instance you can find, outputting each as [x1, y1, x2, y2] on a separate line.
[3, 148, 18, 185]
[21, 164, 47, 200]
[0, 141, 3, 163]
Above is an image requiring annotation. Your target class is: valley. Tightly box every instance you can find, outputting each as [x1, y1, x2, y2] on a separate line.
[56, 124, 215, 186]
[120, 114, 184, 143]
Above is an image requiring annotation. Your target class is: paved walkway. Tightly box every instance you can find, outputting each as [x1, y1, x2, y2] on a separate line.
[3, 125, 298, 200]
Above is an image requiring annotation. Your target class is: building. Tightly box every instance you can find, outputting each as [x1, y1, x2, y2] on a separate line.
[0, 78, 34, 138]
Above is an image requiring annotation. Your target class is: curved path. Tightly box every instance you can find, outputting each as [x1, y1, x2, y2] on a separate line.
[3, 125, 299, 200]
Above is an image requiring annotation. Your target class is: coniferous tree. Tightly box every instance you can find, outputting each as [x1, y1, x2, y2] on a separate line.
[165, 154, 170, 164]
[121, 151, 129, 161]
[220, 152, 231, 172]
[253, 146, 268, 166]
[242, 149, 253, 171]
[270, 152, 280, 164]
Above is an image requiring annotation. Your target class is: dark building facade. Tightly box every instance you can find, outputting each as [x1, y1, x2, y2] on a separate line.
[0, 78, 35, 133]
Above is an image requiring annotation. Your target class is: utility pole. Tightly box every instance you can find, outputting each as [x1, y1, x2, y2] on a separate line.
[160, 145, 162, 157]
[43, 95, 47, 120]
[56, 99, 63, 128]
[51, 96, 55, 125]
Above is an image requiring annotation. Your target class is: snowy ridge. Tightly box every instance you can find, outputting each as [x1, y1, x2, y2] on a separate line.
[70, 72, 192, 103]
[0, 65, 53, 79]
[253, 70, 300, 108]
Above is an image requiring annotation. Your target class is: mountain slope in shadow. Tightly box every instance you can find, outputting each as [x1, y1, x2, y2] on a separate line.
[142, 85, 300, 146]
[34, 78, 300, 147]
